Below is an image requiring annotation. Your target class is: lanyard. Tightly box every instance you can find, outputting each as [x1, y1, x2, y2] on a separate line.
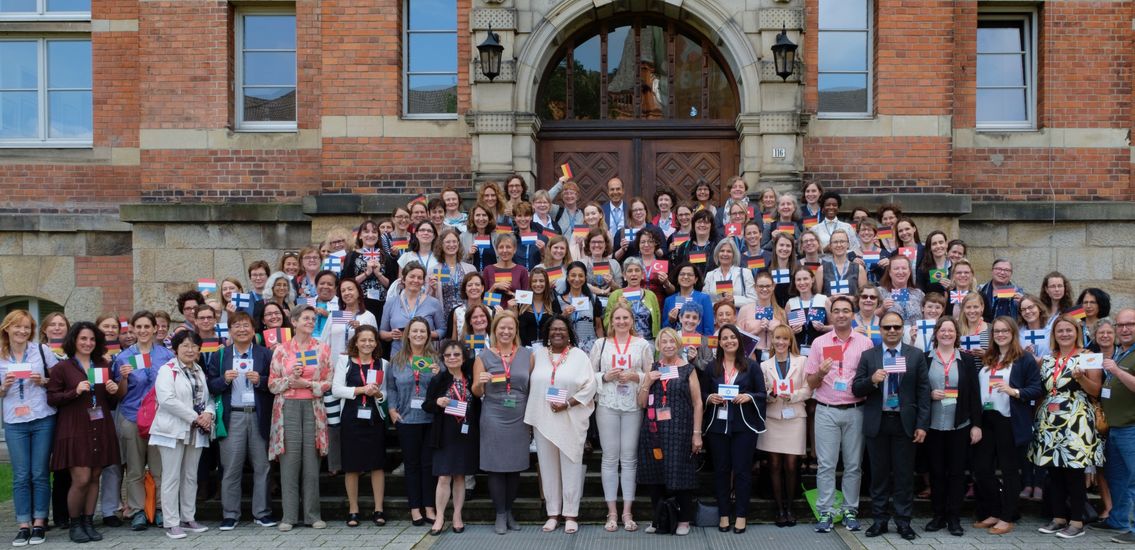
[611, 335, 632, 372]
[494, 345, 517, 394]
[416, 253, 432, 273]
[9, 347, 28, 400]
[549, 347, 570, 386]
[833, 259, 849, 281]
[449, 376, 467, 422]
[413, 368, 422, 395]
[1051, 355, 1073, 395]
[359, 359, 374, 406]
[1115, 345, 1135, 365]
[936, 349, 957, 383]
[533, 304, 545, 326]
[401, 292, 422, 320]
[724, 363, 738, 385]
[833, 335, 854, 375]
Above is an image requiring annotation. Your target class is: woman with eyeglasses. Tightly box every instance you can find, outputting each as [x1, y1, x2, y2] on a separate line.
[423, 340, 479, 535]
[1039, 272, 1074, 328]
[429, 227, 476, 315]
[690, 180, 717, 217]
[970, 316, 1040, 535]
[739, 271, 787, 361]
[632, 227, 673, 297]
[760, 194, 803, 253]
[670, 210, 718, 277]
[581, 229, 623, 300]
[663, 263, 715, 336]
[257, 302, 293, 349]
[382, 207, 414, 263]
[947, 260, 982, 319]
[1028, 316, 1101, 539]
[613, 197, 652, 263]
[343, 220, 395, 322]
[294, 246, 323, 300]
[665, 204, 694, 251]
[1017, 294, 1052, 360]
[1076, 288, 1111, 348]
[399, 221, 439, 274]
[605, 258, 660, 342]
[821, 229, 865, 299]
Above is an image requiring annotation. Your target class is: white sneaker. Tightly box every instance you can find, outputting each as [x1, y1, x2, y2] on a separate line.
[166, 527, 186, 539]
[311, 521, 327, 529]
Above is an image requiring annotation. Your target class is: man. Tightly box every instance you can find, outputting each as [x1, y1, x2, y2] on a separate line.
[805, 295, 876, 533]
[852, 311, 931, 541]
[601, 177, 627, 235]
[978, 259, 1023, 322]
[812, 191, 861, 253]
[1097, 308, 1135, 542]
[205, 312, 277, 530]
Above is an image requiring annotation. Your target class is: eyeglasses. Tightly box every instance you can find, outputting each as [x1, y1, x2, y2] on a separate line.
[992, 267, 1013, 273]
[992, 329, 1012, 335]
[443, 352, 464, 358]
[197, 316, 216, 322]
[1116, 323, 1135, 329]
[859, 295, 877, 300]
[880, 325, 903, 331]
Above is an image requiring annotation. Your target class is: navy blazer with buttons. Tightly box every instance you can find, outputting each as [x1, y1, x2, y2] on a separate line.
[1002, 353, 1044, 447]
[702, 358, 767, 436]
[205, 343, 274, 442]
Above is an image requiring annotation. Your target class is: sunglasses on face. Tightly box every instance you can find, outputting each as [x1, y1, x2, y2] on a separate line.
[880, 325, 903, 331]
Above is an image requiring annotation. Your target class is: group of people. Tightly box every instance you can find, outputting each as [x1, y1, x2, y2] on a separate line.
[2, 174, 1134, 545]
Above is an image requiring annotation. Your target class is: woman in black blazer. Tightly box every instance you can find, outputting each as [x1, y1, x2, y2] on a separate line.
[972, 317, 1043, 535]
[702, 324, 766, 534]
[922, 317, 982, 536]
[422, 341, 480, 535]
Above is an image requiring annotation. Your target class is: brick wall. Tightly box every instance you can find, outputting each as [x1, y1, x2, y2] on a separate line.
[140, 149, 321, 202]
[75, 255, 134, 316]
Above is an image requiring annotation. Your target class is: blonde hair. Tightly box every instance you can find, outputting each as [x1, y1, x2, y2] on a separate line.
[656, 328, 683, 361]
[0, 310, 36, 358]
[606, 302, 640, 338]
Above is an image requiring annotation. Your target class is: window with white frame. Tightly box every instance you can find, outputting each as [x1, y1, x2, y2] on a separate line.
[236, 11, 297, 130]
[404, 0, 457, 118]
[977, 12, 1036, 129]
[0, 0, 90, 20]
[817, 0, 871, 116]
[0, 39, 92, 146]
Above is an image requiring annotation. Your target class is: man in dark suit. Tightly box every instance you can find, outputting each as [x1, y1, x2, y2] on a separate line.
[205, 311, 277, 530]
[853, 311, 931, 540]
[601, 177, 627, 235]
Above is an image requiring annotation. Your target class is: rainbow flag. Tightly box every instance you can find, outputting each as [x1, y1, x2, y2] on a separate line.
[408, 194, 427, 206]
[689, 252, 706, 264]
[943, 388, 959, 399]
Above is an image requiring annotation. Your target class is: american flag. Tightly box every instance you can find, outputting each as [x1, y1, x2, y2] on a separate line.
[545, 386, 568, 404]
[788, 309, 807, 327]
[659, 365, 679, 381]
[331, 310, 356, 326]
[444, 400, 468, 417]
[883, 355, 907, 373]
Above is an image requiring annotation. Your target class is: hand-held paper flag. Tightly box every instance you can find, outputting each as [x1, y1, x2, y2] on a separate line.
[994, 287, 1017, 299]
[262, 327, 292, 347]
[545, 386, 568, 404]
[197, 279, 217, 294]
[659, 365, 679, 381]
[331, 310, 356, 326]
[883, 355, 907, 374]
[297, 349, 319, 366]
[560, 163, 573, 180]
[231, 293, 254, 313]
[88, 367, 109, 384]
[444, 400, 469, 417]
[949, 290, 968, 304]
[483, 292, 502, 308]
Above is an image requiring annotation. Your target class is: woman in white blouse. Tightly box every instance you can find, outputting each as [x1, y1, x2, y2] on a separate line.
[702, 239, 755, 308]
[588, 304, 653, 532]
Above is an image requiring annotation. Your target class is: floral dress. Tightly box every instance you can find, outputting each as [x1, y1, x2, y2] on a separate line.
[267, 338, 333, 461]
[1028, 353, 1104, 468]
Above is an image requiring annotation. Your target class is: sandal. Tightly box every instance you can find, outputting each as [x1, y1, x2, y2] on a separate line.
[565, 519, 579, 534]
[622, 513, 638, 532]
[372, 511, 386, 526]
[346, 513, 360, 527]
[542, 518, 559, 532]
[604, 514, 618, 532]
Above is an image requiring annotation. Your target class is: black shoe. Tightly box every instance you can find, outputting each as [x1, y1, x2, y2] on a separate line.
[12, 527, 30, 547]
[80, 516, 102, 542]
[68, 523, 89, 544]
[947, 517, 964, 537]
[412, 517, 425, 527]
[733, 525, 747, 534]
[925, 516, 946, 532]
[718, 525, 730, 532]
[28, 526, 45, 546]
[785, 510, 797, 527]
[897, 523, 918, 541]
[100, 515, 122, 528]
[429, 528, 443, 536]
[865, 521, 889, 537]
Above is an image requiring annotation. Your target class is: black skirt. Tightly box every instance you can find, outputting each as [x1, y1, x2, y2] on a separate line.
[339, 399, 386, 473]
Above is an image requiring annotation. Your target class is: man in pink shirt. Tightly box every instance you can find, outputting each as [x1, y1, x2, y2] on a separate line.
[805, 294, 875, 533]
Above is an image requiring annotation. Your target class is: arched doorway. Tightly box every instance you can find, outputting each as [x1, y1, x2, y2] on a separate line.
[535, 16, 741, 203]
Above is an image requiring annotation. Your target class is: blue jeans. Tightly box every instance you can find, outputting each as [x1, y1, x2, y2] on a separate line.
[1105, 425, 1135, 531]
[5, 416, 56, 523]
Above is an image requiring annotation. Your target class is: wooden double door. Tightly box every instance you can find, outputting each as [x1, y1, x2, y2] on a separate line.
[537, 127, 739, 204]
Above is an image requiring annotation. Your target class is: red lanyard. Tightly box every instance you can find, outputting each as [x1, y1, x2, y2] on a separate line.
[549, 347, 570, 386]
[834, 336, 854, 375]
[935, 350, 956, 381]
[494, 345, 517, 394]
[450, 377, 467, 402]
[612, 335, 631, 370]
[1051, 355, 1073, 395]
[413, 369, 421, 396]
[724, 364, 738, 385]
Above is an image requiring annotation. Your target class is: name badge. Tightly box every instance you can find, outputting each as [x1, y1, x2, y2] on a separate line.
[983, 400, 994, 410]
[885, 394, 899, 408]
[241, 391, 256, 403]
[799, 346, 811, 357]
[502, 397, 517, 408]
[356, 408, 372, 420]
[366, 288, 383, 300]
[88, 407, 104, 421]
[1047, 401, 1061, 413]
[781, 407, 797, 420]
[13, 405, 30, 417]
[461, 423, 470, 435]
[1102, 387, 1112, 399]
[410, 397, 424, 410]
[833, 380, 849, 392]
[655, 407, 671, 421]
[716, 407, 728, 420]
[718, 384, 740, 400]
[941, 398, 957, 406]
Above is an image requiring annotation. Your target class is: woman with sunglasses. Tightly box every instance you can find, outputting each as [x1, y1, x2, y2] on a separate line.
[423, 340, 479, 535]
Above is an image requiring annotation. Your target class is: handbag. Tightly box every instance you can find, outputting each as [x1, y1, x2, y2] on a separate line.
[694, 499, 718, 527]
[1093, 398, 1109, 435]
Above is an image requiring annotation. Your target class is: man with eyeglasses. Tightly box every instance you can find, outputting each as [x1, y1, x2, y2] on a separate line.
[978, 259, 1023, 322]
[805, 295, 875, 533]
[1098, 309, 1135, 542]
[853, 311, 930, 541]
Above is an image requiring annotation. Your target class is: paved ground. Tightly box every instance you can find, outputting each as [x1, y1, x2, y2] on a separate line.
[841, 517, 1124, 549]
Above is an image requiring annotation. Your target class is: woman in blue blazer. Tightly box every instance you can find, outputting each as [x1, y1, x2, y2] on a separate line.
[702, 324, 766, 534]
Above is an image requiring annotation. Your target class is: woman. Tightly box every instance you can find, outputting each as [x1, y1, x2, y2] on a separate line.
[666, 204, 694, 250]
[797, 231, 824, 268]
[294, 246, 322, 300]
[472, 312, 533, 534]
[218, 278, 245, 326]
[512, 204, 544, 271]
[636, 328, 703, 535]
[923, 317, 982, 536]
[948, 260, 982, 318]
[857, 219, 884, 283]
[663, 263, 715, 336]
[719, 177, 752, 228]
[590, 304, 652, 532]
[387, 317, 440, 526]
[821, 229, 865, 298]
[714, 301, 738, 330]
[758, 187, 778, 217]
[703, 324, 766, 533]
[768, 233, 799, 307]
[691, 180, 717, 216]
[449, 273, 491, 340]
[739, 271, 788, 360]
[518, 267, 556, 347]
[460, 204, 498, 271]
[613, 197, 652, 262]
[605, 258, 661, 342]
[114, 311, 175, 531]
[1029, 316, 1104, 539]
[440, 188, 467, 232]
[0, 311, 58, 545]
[739, 221, 767, 264]
[330, 326, 388, 527]
[559, 261, 605, 352]
[380, 263, 446, 357]
[278, 251, 301, 280]
[458, 305, 492, 352]
[1077, 288, 1111, 347]
[382, 207, 412, 263]
[423, 341, 479, 535]
[576, 202, 611, 257]
[399, 221, 439, 272]
[342, 219, 395, 323]
[582, 229, 623, 298]
[265, 271, 296, 311]
[1089, 319, 1116, 523]
[321, 278, 379, 474]
[917, 231, 953, 296]
[47, 322, 121, 543]
[758, 325, 809, 527]
[800, 182, 823, 223]
[879, 255, 924, 322]
[267, 305, 333, 531]
[760, 194, 803, 252]
[431, 227, 477, 315]
[483, 233, 531, 301]
[1040, 272, 1074, 327]
[892, 217, 924, 278]
[670, 209, 717, 275]
[502, 175, 528, 218]
[972, 316, 1042, 535]
[876, 204, 902, 255]
[632, 227, 673, 297]
[477, 181, 506, 221]
[536, 235, 572, 272]
[853, 284, 883, 343]
[703, 239, 756, 308]
[785, 267, 830, 355]
[532, 190, 558, 231]
[652, 190, 677, 237]
[409, 201, 429, 227]
[958, 292, 990, 357]
[257, 302, 292, 348]
[1018, 294, 1052, 360]
[524, 316, 597, 534]
[149, 331, 214, 539]
[40, 312, 70, 353]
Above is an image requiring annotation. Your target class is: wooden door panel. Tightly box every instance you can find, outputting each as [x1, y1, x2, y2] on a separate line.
[641, 139, 739, 200]
[538, 139, 635, 204]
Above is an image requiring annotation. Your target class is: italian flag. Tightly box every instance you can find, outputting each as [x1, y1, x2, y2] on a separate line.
[128, 354, 151, 370]
[88, 368, 109, 384]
